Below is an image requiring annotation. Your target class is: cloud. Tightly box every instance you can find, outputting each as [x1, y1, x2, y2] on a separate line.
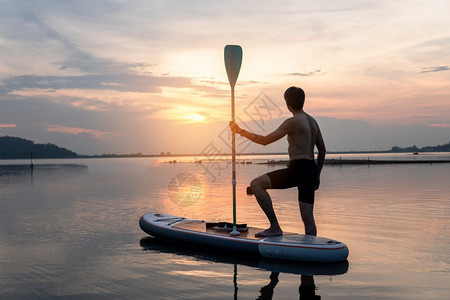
[408, 115, 438, 120]
[1, 74, 192, 94]
[429, 123, 450, 128]
[0, 1, 162, 78]
[0, 124, 16, 128]
[45, 125, 119, 139]
[420, 66, 450, 73]
[285, 70, 323, 77]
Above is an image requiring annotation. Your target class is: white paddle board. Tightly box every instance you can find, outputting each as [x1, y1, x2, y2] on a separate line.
[139, 213, 349, 262]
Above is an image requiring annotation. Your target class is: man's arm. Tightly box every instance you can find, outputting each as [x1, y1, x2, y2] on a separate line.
[229, 120, 290, 146]
[314, 128, 326, 190]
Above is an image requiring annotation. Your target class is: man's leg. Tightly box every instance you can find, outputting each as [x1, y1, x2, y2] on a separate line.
[299, 202, 317, 236]
[250, 174, 283, 237]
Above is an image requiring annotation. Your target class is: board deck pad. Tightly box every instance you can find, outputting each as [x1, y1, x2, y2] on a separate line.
[173, 221, 338, 245]
[174, 221, 263, 240]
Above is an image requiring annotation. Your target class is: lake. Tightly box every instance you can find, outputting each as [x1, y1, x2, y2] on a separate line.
[0, 153, 449, 299]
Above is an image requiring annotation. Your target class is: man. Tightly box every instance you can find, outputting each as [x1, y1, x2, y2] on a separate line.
[229, 86, 325, 237]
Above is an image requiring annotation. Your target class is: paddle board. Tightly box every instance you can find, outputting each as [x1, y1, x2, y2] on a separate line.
[139, 213, 349, 262]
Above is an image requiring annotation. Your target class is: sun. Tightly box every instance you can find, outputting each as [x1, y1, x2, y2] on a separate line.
[184, 113, 206, 123]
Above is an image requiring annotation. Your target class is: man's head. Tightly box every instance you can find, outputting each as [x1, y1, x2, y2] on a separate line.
[284, 86, 305, 111]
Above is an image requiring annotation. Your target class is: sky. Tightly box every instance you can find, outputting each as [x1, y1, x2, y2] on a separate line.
[0, 0, 449, 155]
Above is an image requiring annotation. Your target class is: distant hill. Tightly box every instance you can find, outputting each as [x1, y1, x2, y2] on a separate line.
[0, 136, 78, 159]
[390, 141, 450, 153]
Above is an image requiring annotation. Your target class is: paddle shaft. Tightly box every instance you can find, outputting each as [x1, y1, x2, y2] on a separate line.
[224, 45, 242, 236]
[231, 85, 237, 232]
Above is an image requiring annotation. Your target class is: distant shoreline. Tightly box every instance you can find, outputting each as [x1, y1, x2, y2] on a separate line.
[268, 158, 450, 165]
[82, 152, 450, 165]
[2, 154, 450, 166]
[74, 150, 450, 159]
[2, 151, 450, 161]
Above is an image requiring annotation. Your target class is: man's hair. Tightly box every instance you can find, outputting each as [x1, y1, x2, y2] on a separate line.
[284, 86, 305, 110]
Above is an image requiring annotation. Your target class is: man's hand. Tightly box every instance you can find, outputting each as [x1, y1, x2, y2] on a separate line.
[229, 121, 242, 134]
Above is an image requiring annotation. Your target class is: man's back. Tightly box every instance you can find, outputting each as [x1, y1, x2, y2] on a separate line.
[286, 111, 321, 161]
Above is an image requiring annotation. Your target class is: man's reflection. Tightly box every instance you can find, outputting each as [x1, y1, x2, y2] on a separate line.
[256, 272, 279, 299]
[299, 275, 321, 300]
[256, 272, 321, 300]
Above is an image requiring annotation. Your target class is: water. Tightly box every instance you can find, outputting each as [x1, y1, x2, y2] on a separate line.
[0, 154, 449, 299]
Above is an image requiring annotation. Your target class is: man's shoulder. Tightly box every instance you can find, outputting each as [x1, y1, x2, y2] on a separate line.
[304, 112, 319, 124]
[292, 111, 316, 122]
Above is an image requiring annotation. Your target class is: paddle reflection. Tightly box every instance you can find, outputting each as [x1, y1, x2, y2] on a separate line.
[140, 237, 347, 299]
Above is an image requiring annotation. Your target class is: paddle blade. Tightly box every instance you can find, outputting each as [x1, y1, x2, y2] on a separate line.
[224, 45, 243, 88]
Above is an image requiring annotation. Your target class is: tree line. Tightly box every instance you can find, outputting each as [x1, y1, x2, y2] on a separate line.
[0, 136, 77, 159]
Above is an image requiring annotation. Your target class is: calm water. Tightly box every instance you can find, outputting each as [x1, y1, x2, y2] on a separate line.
[0, 154, 449, 299]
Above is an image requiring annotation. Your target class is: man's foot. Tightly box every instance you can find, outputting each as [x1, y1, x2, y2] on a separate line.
[255, 228, 283, 237]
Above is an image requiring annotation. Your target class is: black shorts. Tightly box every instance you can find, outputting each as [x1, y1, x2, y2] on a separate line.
[266, 159, 318, 204]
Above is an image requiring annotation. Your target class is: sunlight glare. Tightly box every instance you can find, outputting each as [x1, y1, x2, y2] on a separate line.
[184, 113, 206, 123]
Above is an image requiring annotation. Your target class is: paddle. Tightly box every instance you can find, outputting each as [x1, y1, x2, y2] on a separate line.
[224, 45, 243, 236]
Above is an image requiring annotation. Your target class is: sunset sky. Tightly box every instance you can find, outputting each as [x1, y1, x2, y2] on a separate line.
[1, 0, 449, 155]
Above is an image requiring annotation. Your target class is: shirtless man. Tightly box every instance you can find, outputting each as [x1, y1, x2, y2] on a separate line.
[229, 86, 326, 237]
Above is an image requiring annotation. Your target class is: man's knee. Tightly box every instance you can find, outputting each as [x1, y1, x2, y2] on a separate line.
[250, 175, 271, 190]
[250, 178, 260, 189]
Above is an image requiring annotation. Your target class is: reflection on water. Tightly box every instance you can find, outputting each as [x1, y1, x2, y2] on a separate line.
[256, 273, 321, 300]
[140, 236, 347, 299]
[139, 236, 349, 276]
[0, 157, 448, 299]
[0, 163, 88, 186]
